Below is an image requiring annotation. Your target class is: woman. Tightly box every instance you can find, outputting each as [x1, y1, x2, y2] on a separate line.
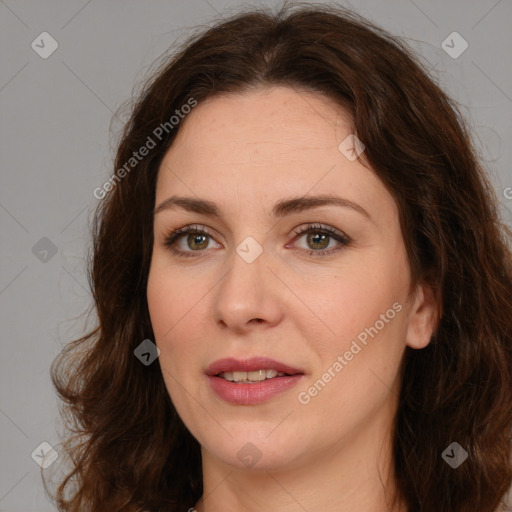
[46, 3, 512, 511]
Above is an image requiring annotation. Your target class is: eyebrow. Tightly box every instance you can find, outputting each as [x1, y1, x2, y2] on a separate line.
[154, 194, 371, 221]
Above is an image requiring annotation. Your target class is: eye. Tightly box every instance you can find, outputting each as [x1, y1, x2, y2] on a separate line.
[161, 223, 350, 258]
[162, 224, 218, 258]
[290, 223, 350, 257]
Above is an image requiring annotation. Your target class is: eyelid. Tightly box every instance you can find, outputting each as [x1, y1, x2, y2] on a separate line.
[162, 224, 219, 249]
[291, 223, 347, 240]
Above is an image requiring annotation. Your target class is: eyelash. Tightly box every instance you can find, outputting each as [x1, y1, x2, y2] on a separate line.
[161, 223, 351, 258]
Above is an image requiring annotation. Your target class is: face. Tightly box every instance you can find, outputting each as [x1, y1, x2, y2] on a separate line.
[147, 86, 434, 472]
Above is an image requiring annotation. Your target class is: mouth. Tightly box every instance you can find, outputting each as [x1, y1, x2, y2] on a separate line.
[216, 369, 294, 383]
[205, 356, 304, 380]
[205, 357, 305, 404]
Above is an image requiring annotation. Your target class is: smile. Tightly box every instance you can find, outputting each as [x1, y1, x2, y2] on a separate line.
[206, 356, 305, 404]
[218, 369, 288, 382]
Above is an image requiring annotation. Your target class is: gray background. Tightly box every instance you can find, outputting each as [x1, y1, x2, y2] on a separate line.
[1, 0, 511, 510]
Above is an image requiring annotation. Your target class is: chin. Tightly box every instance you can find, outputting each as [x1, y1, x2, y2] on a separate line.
[199, 426, 310, 471]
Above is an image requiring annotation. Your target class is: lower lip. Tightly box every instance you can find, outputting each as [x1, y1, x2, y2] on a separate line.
[207, 374, 304, 405]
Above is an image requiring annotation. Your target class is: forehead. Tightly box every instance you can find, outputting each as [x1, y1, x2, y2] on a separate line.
[155, 86, 394, 223]
[163, 86, 351, 165]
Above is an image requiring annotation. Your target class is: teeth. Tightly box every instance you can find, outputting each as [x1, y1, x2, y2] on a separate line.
[265, 369, 278, 379]
[233, 371, 248, 381]
[248, 370, 266, 381]
[218, 369, 287, 383]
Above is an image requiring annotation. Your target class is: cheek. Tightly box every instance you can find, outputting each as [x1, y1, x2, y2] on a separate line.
[146, 270, 190, 404]
[146, 262, 210, 372]
[147, 255, 196, 333]
[303, 259, 409, 404]
[146, 265, 186, 365]
[146, 269, 170, 336]
[301, 295, 406, 430]
[313, 267, 404, 341]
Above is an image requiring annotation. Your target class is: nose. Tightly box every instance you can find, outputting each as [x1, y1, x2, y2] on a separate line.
[211, 241, 284, 333]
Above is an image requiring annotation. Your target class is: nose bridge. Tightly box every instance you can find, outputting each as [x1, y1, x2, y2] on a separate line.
[221, 235, 268, 300]
[212, 235, 282, 328]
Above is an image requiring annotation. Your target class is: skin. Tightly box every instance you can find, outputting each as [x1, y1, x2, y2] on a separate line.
[146, 86, 437, 512]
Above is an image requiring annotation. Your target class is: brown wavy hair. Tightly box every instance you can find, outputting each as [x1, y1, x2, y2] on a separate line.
[45, 2, 512, 511]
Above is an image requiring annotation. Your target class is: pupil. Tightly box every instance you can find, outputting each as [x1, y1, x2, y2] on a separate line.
[189, 234, 208, 250]
[308, 232, 328, 250]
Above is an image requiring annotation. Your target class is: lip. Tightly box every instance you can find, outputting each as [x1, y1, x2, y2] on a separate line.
[205, 357, 305, 405]
[205, 357, 304, 376]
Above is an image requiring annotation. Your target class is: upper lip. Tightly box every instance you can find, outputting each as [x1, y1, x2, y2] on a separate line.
[206, 357, 304, 376]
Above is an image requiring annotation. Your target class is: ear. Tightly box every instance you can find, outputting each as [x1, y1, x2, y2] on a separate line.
[405, 283, 438, 350]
